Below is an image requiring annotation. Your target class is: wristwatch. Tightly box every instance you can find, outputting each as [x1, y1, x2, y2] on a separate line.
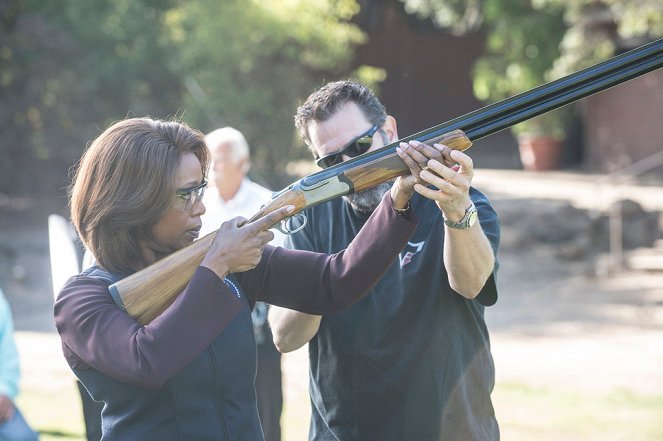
[443, 201, 478, 229]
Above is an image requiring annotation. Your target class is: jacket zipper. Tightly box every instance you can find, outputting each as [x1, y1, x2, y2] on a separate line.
[208, 346, 230, 440]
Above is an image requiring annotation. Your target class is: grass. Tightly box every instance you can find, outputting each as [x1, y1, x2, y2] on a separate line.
[494, 382, 663, 441]
[16, 377, 663, 441]
[16, 381, 85, 441]
[15, 333, 663, 441]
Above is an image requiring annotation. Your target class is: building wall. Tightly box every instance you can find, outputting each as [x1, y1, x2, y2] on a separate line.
[583, 69, 663, 174]
[353, 1, 521, 169]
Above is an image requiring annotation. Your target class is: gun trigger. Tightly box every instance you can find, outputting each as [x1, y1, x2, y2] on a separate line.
[276, 213, 307, 235]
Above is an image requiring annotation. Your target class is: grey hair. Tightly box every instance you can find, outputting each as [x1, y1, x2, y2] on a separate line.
[205, 127, 250, 169]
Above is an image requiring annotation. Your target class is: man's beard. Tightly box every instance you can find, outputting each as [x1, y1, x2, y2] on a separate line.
[343, 182, 393, 213]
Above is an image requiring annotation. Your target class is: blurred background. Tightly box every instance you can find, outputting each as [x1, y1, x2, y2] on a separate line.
[1, 0, 662, 440]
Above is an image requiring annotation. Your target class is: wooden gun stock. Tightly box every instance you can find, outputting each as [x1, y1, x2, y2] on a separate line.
[110, 130, 470, 324]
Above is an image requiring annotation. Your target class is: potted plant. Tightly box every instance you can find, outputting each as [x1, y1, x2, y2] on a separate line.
[512, 108, 569, 171]
[468, 1, 568, 170]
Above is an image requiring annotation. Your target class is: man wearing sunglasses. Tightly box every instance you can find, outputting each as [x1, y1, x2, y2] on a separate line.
[269, 81, 500, 441]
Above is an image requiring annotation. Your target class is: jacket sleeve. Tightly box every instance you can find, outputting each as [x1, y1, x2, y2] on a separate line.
[238, 192, 417, 314]
[0, 290, 19, 399]
[54, 267, 244, 390]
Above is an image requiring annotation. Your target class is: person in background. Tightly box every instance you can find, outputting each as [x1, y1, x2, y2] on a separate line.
[200, 127, 284, 441]
[0, 287, 39, 441]
[269, 80, 501, 441]
[54, 116, 433, 440]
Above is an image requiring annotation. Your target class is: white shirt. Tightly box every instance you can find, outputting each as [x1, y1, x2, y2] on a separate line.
[200, 177, 285, 245]
[200, 177, 284, 342]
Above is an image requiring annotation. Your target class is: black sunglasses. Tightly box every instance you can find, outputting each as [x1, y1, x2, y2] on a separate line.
[315, 125, 379, 169]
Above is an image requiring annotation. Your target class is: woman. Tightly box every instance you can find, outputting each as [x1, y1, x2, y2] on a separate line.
[54, 117, 429, 440]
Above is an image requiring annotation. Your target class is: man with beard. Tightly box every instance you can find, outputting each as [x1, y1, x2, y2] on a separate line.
[269, 81, 501, 441]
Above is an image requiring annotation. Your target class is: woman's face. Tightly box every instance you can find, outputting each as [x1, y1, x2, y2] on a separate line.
[151, 152, 206, 255]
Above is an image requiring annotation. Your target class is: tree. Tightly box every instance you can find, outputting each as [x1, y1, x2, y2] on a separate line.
[164, 0, 369, 187]
[1, 0, 182, 200]
[0, 0, 372, 202]
[398, 0, 662, 139]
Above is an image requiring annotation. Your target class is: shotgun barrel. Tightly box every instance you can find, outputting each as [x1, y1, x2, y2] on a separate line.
[302, 38, 662, 188]
[111, 39, 662, 323]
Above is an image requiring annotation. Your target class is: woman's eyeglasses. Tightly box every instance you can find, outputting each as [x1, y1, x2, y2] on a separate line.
[315, 125, 379, 169]
[176, 179, 207, 209]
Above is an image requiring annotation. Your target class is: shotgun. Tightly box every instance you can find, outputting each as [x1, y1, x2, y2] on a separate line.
[111, 38, 662, 325]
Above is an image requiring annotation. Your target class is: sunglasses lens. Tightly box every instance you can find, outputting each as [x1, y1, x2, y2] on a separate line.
[318, 154, 342, 169]
[316, 126, 378, 169]
[346, 136, 373, 157]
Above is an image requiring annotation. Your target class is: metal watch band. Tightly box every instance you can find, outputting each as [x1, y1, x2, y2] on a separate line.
[443, 201, 478, 229]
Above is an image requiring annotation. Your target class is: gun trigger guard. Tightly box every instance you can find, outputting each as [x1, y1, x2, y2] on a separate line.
[276, 213, 307, 235]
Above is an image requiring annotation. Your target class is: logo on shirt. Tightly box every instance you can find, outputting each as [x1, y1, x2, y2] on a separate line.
[399, 241, 425, 268]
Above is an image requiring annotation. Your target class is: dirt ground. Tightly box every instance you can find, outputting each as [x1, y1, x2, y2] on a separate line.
[3, 169, 663, 439]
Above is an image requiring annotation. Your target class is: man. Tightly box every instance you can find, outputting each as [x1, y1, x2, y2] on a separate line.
[269, 81, 500, 441]
[200, 127, 284, 441]
[0, 287, 39, 441]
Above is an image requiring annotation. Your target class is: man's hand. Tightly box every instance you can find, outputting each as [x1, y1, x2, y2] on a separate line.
[0, 394, 15, 423]
[414, 147, 474, 221]
[392, 140, 447, 209]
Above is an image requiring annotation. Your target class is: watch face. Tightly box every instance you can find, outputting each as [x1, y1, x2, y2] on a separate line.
[467, 210, 478, 227]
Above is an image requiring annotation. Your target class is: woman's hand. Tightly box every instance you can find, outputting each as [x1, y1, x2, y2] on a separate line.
[201, 205, 294, 279]
[391, 140, 451, 209]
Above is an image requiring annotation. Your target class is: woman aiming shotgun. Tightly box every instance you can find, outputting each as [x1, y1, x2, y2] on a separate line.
[53, 117, 444, 440]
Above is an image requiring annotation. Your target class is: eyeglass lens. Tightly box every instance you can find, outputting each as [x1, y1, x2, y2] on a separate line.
[177, 180, 207, 208]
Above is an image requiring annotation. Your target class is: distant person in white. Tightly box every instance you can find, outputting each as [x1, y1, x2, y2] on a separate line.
[200, 127, 283, 441]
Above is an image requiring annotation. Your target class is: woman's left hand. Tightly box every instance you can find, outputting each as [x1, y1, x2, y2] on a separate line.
[391, 140, 450, 209]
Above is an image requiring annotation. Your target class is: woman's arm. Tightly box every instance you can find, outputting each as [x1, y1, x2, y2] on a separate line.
[239, 192, 417, 314]
[55, 267, 243, 390]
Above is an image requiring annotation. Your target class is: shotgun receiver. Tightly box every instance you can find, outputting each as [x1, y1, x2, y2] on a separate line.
[110, 38, 662, 324]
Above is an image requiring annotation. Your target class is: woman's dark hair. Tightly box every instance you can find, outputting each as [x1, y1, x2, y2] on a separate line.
[69, 117, 209, 274]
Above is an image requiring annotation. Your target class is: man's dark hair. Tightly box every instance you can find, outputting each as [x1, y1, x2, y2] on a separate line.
[295, 81, 387, 149]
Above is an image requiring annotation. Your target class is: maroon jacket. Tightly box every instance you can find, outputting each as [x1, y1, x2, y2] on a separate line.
[54, 193, 416, 441]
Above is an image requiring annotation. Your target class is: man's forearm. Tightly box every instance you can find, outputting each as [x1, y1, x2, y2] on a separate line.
[268, 306, 321, 353]
[444, 223, 495, 298]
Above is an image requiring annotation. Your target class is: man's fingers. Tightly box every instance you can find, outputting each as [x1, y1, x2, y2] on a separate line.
[414, 183, 446, 201]
[424, 159, 455, 181]
[420, 161, 468, 195]
[420, 167, 453, 192]
[448, 150, 474, 178]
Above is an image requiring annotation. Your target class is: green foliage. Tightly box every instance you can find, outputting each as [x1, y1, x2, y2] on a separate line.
[400, 0, 482, 34]
[1, 0, 183, 197]
[471, 0, 569, 138]
[543, 0, 663, 79]
[399, 0, 663, 139]
[1, 0, 368, 199]
[163, 0, 367, 186]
